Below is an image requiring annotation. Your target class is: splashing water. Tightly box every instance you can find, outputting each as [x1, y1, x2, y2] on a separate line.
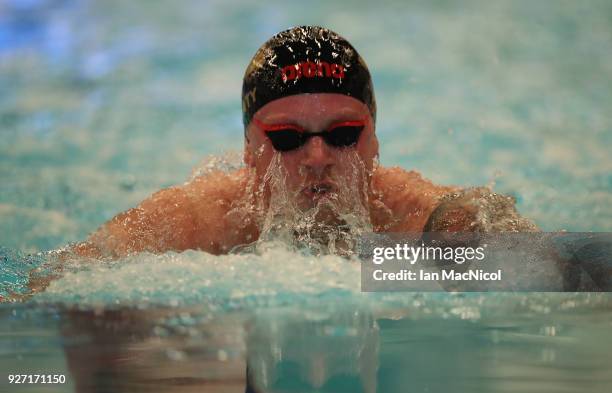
[250, 149, 373, 256]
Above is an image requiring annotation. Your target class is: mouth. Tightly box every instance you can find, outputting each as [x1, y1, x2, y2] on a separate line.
[302, 182, 335, 200]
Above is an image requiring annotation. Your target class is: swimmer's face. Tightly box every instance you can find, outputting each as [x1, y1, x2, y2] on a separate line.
[245, 93, 378, 211]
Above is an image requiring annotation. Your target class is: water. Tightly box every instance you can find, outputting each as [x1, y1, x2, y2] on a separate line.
[2, 292, 611, 392]
[1, 0, 612, 392]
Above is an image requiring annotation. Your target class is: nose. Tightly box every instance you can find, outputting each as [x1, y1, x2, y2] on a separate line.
[301, 136, 334, 176]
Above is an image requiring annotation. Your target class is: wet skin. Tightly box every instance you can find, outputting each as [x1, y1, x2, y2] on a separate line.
[68, 93, 463, 259]
[244, 93, 380, 212]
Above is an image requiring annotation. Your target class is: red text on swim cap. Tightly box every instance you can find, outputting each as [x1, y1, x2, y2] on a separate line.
[280, 61, 345, 82]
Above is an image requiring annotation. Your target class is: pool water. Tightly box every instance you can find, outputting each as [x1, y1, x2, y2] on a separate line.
[1, 0, 611, 392]
[2, 291, 612, 392]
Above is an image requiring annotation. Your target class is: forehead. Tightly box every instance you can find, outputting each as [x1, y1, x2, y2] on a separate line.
[254, 93, 369, 124]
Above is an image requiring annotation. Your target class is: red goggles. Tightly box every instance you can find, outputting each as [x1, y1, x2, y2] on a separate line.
[253, 118, 366, 152]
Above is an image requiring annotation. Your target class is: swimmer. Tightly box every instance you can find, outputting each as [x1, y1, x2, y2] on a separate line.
[65, 25, 536, 261]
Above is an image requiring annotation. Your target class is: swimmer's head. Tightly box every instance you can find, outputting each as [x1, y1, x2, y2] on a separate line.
[242, 26, 379, 232]
[242, 25, 376, 132]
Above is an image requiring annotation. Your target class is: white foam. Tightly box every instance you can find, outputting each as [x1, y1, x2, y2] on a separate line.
[36, 243, 364, 309]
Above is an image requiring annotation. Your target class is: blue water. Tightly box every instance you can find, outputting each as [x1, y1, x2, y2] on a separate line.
[1, 0, 612, 392]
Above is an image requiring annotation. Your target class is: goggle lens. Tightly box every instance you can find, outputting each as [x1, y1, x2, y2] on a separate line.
[257, 120, 365, 152]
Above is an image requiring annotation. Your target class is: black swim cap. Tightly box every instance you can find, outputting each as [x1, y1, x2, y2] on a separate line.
[242, 26, 376, 132]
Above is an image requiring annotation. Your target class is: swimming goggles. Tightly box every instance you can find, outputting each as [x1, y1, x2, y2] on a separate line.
[253, 118, 365, 152]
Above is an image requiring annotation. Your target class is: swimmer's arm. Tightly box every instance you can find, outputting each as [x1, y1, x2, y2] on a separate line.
[16, 187, 200, 298]
[16, 171, 250, 298]
[423, 190, 612, 291]
[372, 167, 536, 232]
[423, 187, 539, 232]
[71, 169, 251, 259]
[71, 186, 202, 259]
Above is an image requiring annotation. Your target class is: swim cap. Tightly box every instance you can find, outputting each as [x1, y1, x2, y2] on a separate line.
[242, 26, 376, 132]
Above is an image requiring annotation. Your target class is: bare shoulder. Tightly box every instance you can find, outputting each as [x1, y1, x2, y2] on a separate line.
[369, 166, 458, 232]
[82, 168, 254, 258]
[182, 168, 250, 203]
[370, 167, 538, 233]
[87, 182, 200, 256]
[372, 166, 454, 191]
[182, 168, 257, 253]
